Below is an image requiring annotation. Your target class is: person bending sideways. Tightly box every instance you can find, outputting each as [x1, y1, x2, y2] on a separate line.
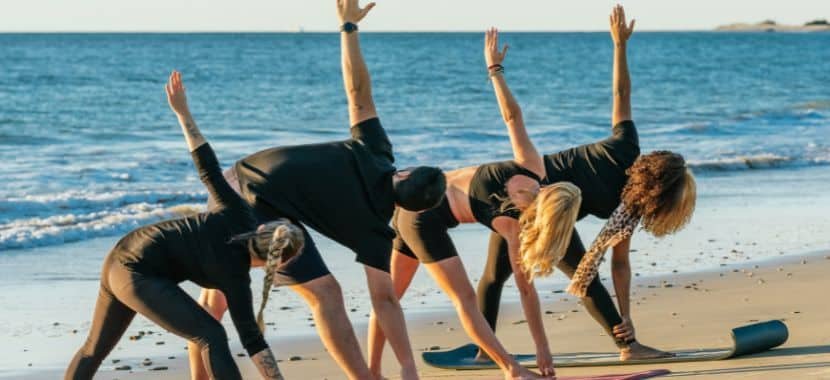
[189, 2, 445, 380]
[476, 5, 697, 362]
[368, 28, 577, 380]
[65, 72, 304, 380]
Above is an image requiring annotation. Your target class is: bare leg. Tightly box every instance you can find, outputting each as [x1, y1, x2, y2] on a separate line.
[367, 250, 420, 379]
[423, 257, 544, 380]
[290, 275, 374, 380]
[190, 288, 228, 380]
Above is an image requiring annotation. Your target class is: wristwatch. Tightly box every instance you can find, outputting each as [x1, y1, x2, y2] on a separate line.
[341, 22, 359, 33]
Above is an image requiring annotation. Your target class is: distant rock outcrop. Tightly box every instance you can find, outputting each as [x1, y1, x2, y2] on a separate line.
[716, 20, 830, 32]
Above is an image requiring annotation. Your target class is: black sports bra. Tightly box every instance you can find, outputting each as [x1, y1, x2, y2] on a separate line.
[468, 160, 541, 230]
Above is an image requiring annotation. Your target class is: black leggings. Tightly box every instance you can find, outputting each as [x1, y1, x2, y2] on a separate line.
[65, 255, 242, 380]
[476, 229, 631, 348]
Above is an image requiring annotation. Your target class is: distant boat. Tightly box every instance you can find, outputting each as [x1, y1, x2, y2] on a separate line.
[297, 26, 305, 33]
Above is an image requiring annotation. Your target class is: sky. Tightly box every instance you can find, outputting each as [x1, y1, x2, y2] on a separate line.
[0, 0, 827, 32]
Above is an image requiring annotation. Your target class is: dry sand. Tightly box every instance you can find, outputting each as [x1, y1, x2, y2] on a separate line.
[15, 250, 830, 379]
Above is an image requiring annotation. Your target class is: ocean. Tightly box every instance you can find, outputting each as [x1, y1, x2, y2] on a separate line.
[1, 32, 828, 251]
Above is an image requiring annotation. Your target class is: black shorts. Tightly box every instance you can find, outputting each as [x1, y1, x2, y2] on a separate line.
[393, 197, 460, 263]
[208, 168, 331, 286]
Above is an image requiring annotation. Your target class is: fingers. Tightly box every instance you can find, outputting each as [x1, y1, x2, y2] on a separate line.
[360, 2, 376, 19]
[501, 44, 509, 58]
[629, 19, 636, 33]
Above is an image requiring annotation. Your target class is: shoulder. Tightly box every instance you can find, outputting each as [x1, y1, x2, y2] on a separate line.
[610, 120, 639, 147]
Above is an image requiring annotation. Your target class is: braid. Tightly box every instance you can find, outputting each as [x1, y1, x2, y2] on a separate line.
[254, 220, 305, 333]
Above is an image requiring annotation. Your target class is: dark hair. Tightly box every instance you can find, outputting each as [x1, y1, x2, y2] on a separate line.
[621, 151, 696, 237]
[393, 166, 446, 211]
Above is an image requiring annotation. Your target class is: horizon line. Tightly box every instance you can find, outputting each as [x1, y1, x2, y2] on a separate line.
[0, 29, 721, 34]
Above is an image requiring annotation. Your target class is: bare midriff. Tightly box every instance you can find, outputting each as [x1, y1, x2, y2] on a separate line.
[444, 166, 478, 224]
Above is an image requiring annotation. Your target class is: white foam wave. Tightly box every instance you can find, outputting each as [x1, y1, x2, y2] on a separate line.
[0, 190, 206, 251]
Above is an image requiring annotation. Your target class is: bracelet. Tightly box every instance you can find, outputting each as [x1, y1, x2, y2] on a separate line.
[488, 64, 504, 71]
[488, 64, 505, 78]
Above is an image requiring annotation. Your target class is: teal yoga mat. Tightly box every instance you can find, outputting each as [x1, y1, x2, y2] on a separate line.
[422, 320, 788, 370]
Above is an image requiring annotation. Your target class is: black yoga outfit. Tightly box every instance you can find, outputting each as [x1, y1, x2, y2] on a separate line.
[394, 161, 540, 263]
[476, 120, 640, 348]
[229, 118, 397, 285]
[66, 144, 267, 380]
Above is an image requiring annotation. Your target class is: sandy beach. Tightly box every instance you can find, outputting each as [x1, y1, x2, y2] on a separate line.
[6, 249, 830, 379]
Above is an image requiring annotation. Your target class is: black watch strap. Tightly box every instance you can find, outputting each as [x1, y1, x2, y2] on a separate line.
[341, 22, 359, 33]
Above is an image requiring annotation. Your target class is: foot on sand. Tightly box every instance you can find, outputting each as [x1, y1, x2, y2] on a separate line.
[620, 342, 675, 361]
[474, 349, 493, 363]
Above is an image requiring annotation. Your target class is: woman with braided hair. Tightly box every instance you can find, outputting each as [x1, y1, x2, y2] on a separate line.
[65, 72, 303, 380]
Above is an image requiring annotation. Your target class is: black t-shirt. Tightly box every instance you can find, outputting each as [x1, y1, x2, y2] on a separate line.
[234, 118, 397, 271]
[114, 143, 267, 357]
[544, 120, 640, 220]
[468, 160, 541, 230]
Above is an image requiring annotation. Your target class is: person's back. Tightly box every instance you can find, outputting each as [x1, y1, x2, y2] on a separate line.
[111, 201, 254, 287]
[234, 118, 398, 267]
[544, 120, 640, 219]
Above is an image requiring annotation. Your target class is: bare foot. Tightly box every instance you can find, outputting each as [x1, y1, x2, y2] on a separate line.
[620, 341, 675, 361]
[474, 349, 493, 363]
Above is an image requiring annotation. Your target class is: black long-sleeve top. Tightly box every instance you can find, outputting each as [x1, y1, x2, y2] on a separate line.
[112, 143, 268, 356]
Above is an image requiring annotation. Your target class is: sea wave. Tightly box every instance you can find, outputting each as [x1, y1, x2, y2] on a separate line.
[0, 190, 206, 251]
[687, 153, 829, 172]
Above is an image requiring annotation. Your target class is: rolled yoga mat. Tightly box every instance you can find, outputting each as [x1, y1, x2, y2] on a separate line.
[422, 320, 788, 370]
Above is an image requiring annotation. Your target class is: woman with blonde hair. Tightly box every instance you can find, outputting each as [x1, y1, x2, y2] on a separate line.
[65, 72, 304, 380]
[367, 28, 579, 380]
[476, 5, 697, 363]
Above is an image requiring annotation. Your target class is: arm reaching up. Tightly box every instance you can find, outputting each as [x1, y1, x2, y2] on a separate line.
[610, 5, 635, 126]
[338, 0, 378, 126]
[166, 71, 206, 152]
[166, 71, 242, 211]
[485, 28, 545, 179]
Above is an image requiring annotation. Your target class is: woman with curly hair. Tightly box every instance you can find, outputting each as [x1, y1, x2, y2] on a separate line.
[475, 5, 697, 363]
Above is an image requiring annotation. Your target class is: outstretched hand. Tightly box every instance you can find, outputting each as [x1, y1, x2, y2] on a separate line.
[165, 71, 189, 116]
[337, 0, 376, 24]
[485, 27, 509, 68]
[609, 4, 636, 45]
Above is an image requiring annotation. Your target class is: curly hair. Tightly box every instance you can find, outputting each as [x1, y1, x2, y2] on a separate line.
[621, 151, 696, 237]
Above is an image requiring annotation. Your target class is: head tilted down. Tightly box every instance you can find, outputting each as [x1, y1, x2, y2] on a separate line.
[622, 151, 697, 238]
[518, 182, 582, 280]
[393, 166, 447, 211]
[233, 219, 306, 333]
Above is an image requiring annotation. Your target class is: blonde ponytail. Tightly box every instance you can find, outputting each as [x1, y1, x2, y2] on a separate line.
[248, 219, 305, 333]
[519, 182, 581, 280]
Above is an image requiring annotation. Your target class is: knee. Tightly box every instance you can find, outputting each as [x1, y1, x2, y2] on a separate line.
[192, 325, 229, 350]
[451, 286, 478, 309]
[302, 276, 344, 310]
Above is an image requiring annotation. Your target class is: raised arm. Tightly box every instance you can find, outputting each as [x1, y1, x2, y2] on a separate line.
[166, 71, 242, 210]
[166, 71, 206, 152]
[610, 5, 635, 126]
[338, 0, 378, 126]
[485, 28, 544, 178]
